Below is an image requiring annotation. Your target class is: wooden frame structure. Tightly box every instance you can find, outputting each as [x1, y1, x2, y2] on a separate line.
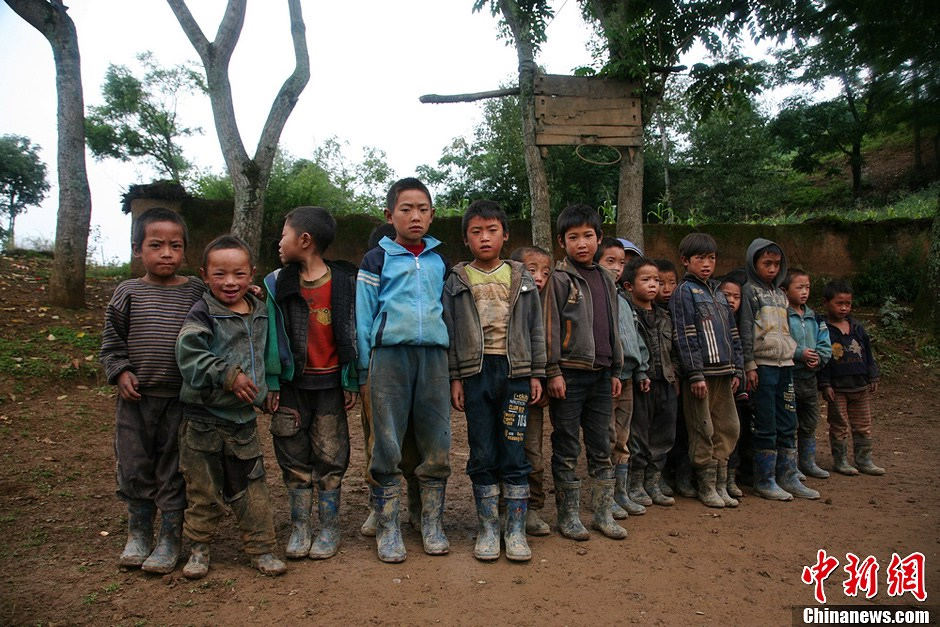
[534, 73, 641, 147]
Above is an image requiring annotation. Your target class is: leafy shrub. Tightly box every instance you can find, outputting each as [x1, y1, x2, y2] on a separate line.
[852, 249, 923, 305]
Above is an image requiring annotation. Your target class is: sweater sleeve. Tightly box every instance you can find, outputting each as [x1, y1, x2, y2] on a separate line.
[816, 319, 833, 369]
[99, 286, 134, 385]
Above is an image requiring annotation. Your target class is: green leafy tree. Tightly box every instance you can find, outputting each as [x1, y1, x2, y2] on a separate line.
[0, 134, 50, 248]
[85, 52, 206, 183]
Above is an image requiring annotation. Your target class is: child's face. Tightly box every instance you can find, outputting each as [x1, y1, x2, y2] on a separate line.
[755, 251, 782, 284]
[201, 247, 255, 311]
[720, 282, 741, 313]
[278, 222, 308, 264]
[559, 224, 600, 265]
[656, 270, 677, 304]
[786, 274, 811, 308]
[464, 216, 507, 267]
[136, 220, 185, 284]
[522, 253, 551, 292]
[825, 292, 853, 321]
[385, 189, 434, 247]
[682, 252, 716, 281]
[627, 263, 660, 305]
[597, 245, 626, 282]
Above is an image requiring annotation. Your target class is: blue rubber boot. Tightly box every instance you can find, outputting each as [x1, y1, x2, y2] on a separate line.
[472, 484, 500, 561]
[614, 464, 646, 516]
[309, 488, 341, 559]
[777, 448, 820, 499]
[285, 488, 313, 558]
[141, 510, 182, 574]
[503, 484, 532, 561]
[372, 484, 406, 563]
[419, 480, 449, 555]
[752, 449, 793, 501]
[853, 434, 885, 476]
[119, 499, 155, 567]
[798, 437, 830, 479]
[554, 480, 590, 541]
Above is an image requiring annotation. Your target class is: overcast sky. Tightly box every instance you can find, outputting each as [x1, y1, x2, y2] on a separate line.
[1, 0, 602, 261]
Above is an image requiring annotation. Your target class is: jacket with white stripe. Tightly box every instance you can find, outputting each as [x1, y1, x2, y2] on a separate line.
[670, 273, 743, 383]
[355, 235, 449, 381]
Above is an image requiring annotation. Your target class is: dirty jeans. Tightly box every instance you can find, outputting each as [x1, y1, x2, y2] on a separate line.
[366, 346, 451, 487]
[270, 383, 350, 492]
[629, 379, 677, 471]
[114, 392, 185, 512]
[549, 368, 614, 482]
[178, 415, 277, 555]
[751, 365, 797, 450]
[794, 375, 822, 440]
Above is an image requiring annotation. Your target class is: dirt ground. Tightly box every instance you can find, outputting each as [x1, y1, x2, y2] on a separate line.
[0, 255, 937, 626]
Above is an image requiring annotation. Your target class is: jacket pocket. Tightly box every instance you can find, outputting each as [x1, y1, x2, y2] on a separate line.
[269, 407, 301, 438]
[183, 420, 222, 453]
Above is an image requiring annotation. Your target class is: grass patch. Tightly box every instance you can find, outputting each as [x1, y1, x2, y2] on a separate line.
[0, 326, 101, 380]
[87, 262, 131, 280]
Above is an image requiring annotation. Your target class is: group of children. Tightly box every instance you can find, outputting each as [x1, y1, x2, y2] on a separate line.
[101, 178, 884, 578]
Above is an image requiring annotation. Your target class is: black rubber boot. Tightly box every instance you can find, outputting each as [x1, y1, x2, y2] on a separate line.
[776, 447, 820, 499]
[752, 448, 793, 501]
[309, 488, 341, 559]
[119, 499, 155, 568]
[830, 436, 859, 475]
[590, 478, 627, 540]
[503, 484, 532, 561]
[644, 468, 675, 506]
[614, 464, 646, 515]
[694, 463, 725, 508]
[798, 437, 830, 479]
[627, 467, 653, 506]
[285, 488, 313, 558]
[141, 510, 183, 574]
[554, 480, 590, 541]
[419, 480, 449, 555]
[853, 433, 885, 475]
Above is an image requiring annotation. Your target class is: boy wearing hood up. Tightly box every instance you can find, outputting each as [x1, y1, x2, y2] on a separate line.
[740, 238, 819, 501]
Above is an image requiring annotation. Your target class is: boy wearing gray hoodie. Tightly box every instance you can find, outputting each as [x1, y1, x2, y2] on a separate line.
[740, 238, 819, 501]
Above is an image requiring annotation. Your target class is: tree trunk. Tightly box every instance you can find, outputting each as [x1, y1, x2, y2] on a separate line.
[6, 0, 92, 307]
[497, 0, 552, 251]
[617, 146, 644, 248]
[168, 0, 309, 254]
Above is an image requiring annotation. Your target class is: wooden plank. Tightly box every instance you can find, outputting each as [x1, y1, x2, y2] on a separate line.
[536, 97, 641, 125]
[534, 73, 640, 99]
[535, 122, 643, 137]
[538, 108, 639, 127]
[535, 132, 643, 147]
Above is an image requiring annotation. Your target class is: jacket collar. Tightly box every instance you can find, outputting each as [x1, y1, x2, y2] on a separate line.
[203, 290, 264, 317]
[379, 234, 442, 256]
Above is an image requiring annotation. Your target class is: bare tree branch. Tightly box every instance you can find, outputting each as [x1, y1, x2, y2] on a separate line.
[420, 87, 520, 104]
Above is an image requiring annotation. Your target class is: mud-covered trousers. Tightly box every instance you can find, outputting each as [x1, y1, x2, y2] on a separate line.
[114, 392, 185, 512]
[549, 368, 614, 482]
[366, 346, 451, 487]
[270, 383, 350, 492]
[629, 379, 677, 471]
[178, 414, 277, 555]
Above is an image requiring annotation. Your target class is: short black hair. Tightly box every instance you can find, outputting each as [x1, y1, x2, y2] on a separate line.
[782, 267, 810, 289]
[367, 222, 397, 249]
[202, 234, 253, 269]
[678, 232, 717, 259]
[284, 206, 336, 254]
[510, 246, 551, 264]
[594, 237, 624, 262]
[623, 255, 658, 285]
[462, 199, 507, 237]
[385, 177, 432, 211]
[133, 207, 188, 251]
[823, 279, 853, 301]
[719, 268, 747, 288]
[753, 242, 784, 263]
[654, 258, 677, 275]
[556, 204, 602, 239]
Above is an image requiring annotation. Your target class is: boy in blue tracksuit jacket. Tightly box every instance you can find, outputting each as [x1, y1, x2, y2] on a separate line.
[355, 177, 451, 563]
[783, 268, 832, 480]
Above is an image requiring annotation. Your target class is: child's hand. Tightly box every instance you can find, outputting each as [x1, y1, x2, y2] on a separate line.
[822, 386, 835, 402]
[232, 372, 259, 404]
[869, 381, 878, 394]
[450, 380, 464, 411]
[264, 391, 280, 413]
[746, 369, 759, 391]
[117, 370, 141, 401]
[611, 377, 621, 399]
[639, 379, 651, 393]
[803, 348, 820, 369]
[731, 377, 740, 395]
[529, 378, 542, 406]
[344, 390, 358, 410]
[547, 375, 566, 400]
[691, 380, 708, 399]
[247, 284, 265, 300]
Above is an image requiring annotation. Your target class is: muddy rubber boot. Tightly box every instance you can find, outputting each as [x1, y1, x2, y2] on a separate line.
[627, 467, 653, 507]
[554, 480, 590, 541]
[360, 509, 377, 537]
[284, 488, 313, 558]
[798, 437, 830, 479]
[659, 475, 674, 497]
[694, 463, 725, 508]
[406, 478, 422, 531]
[726, 467, 744, 499]
[644, 468, 675, 506]
[590, 478, 628, 540]
[610, 497, 628, 520]
[182, 542, 210, 580]
[525, 507, 551, 536]
[252, 553, 287, 576]
[119, 499, 155, 567]
[309, 488, 341, 559]
[372, 484, 406, 563]
[472, 484, 500, 560]
[830, 436, 859, 475]
[141, 510, 183, 573]
[852, 434, 885, 475]
[715, 463, 739, 507]
[614, 464, 646, 516]
[752, 449, 793, 500]
[674, 458, 697, 498]
[777, 448, 820, 499]
[503, 484, 532, 561]
[419, 480, 449, 555]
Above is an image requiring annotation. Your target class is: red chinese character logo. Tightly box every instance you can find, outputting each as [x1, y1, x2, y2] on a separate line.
[886, 552, 927, 602]
[802, 549, 840, 603]
[843, 553, 879, 599]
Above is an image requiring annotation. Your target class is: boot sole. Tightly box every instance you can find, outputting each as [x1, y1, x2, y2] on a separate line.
[141, 560, 178, 574]
[378, 553, 407, 563]
[505, 552, 532, 561]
